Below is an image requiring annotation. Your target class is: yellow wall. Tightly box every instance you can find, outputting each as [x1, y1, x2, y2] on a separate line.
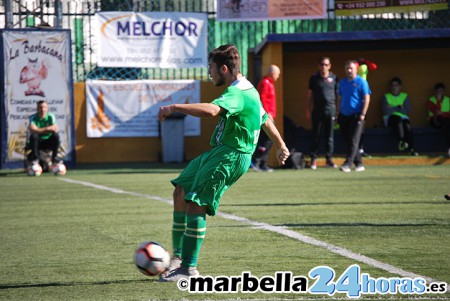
[73, 47, 448, 163]
[74, 82, 223, 163]
[283, 48, 450, 129]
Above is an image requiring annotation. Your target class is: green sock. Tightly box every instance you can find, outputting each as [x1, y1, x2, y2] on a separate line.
[172, 211, 186, 258]
[182, 214, 206, 267]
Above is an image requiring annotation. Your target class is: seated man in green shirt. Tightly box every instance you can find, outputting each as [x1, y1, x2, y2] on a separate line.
[28, 100, 60, 166]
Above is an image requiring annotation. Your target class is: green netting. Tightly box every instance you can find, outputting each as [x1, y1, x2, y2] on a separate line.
[3, 0, 448, 82]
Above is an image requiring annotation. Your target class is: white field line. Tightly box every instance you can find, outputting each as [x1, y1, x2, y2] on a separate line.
[61, 177, 448, 290]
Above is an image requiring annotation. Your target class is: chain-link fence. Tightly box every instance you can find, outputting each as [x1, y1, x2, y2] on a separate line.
[1, 0, 448, 82]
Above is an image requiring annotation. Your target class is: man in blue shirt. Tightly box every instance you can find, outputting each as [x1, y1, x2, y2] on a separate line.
[337, 60, 371, 172]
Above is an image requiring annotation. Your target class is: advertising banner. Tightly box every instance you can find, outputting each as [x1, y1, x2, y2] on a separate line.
[0, 29, 75, 169]
[96, 12, 208, 68]
[216, 0, 327, 21]
[86, 80, 201, 138]
[335, 0, 448, 16]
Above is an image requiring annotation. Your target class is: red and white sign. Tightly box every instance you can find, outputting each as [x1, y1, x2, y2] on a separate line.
[1, 30, 74, 166]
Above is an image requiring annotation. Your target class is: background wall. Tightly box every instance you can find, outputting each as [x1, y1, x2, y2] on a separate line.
[283, 48, 450, 130]
[73, 47, 449, 163]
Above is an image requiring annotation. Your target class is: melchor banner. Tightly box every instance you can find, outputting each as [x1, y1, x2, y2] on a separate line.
[335, 0, 448, 16]
[216, 0, 327, 21]
[96, 12, 208, 68]
[0, 29, 76, 169]
[86, 80, 200, 138]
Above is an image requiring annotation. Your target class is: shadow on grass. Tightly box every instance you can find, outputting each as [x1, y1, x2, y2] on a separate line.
[0, 278, 157, 290]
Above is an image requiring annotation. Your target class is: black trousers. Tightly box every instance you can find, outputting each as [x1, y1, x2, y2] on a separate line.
[310, 112, 335, 160]
[429, 116, 450, 148]
[29, 132, 60, 162]
[387, 115, 414, 150]
[338, 114, 364, 166]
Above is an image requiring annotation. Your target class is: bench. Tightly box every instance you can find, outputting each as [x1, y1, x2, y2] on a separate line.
[291, 127, 447, 155]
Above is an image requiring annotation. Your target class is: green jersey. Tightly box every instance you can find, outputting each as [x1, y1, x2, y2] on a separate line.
[29, 112, 57, 140]
[211, 77, 268, 154]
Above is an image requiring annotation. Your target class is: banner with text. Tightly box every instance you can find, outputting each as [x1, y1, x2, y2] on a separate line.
[1, 29, 75, 168]
[216, 0, 327, 21]
[335, 0, 448, 16]
[86, 80, 201, 138]
[96, 12, 208, 68]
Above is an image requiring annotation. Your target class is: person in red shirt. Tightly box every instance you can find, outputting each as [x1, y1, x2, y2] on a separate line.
[251, 64, 280, 172]
[427, 82, 450, 157]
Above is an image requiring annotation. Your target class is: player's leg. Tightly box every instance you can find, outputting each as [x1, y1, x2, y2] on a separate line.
[29, 133, 40, 162]
[161, 154, 206, 277]
[161, 147, 250, 282]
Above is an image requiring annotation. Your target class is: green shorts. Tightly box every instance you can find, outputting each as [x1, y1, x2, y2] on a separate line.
[171, 145, 251, 216]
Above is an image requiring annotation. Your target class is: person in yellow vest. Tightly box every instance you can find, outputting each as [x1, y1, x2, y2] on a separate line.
[382, 77, 418, 156]
[427, 82, 450, 157]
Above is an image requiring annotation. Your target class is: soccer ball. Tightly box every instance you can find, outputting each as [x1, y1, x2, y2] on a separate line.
[27, 163, 43, 176]
[51, 162, 67, 176]
[134, 241, 170, 276]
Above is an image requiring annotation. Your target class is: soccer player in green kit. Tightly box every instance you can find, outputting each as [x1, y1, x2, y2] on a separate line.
[158, 45, 290, 282]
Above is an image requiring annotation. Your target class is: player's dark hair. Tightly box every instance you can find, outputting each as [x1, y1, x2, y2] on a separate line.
[391, 77, 402, 86]
[37, 100, 47, 107]
[208, 44, 241, 76]
[435, 82, 445, 90]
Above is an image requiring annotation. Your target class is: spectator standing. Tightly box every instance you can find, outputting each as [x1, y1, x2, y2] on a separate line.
[306, 57, 338, 169]
[28, 100, 60, 166]
[251, 64, 281, 172]
[337, 60, 371, 172]
[427, 82, 450, 157]
[382, 77, 418, 156]
[158, 45, 289, 282]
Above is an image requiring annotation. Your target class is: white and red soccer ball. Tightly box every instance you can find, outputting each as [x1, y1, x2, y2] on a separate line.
[27, 163, 43, 176]
[51, 162, 67, 176]
[134, 241, 170, 276]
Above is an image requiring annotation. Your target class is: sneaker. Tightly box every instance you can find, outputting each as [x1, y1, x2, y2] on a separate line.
[259, 165, 274, 172]
[310, 159, 317, 170]
[325, 160, 337, 168]
[249, 161, 260, 172]
[340, 164, 351, 173]
[355, 164, 365, 172]
[159, 256, 182, 278]
[410, 149, 419, 156]
[398, 140, 408, 151]
[159, 266, 199, 282]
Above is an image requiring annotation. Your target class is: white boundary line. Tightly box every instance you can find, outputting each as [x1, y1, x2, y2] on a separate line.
[60, 177, 449, 291]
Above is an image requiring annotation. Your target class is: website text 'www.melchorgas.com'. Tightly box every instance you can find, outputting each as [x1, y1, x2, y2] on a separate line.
[176, 265, 448, 297]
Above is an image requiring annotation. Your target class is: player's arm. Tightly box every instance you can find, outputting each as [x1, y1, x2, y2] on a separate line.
[29, 122, 58, 134]
[261, 119, 290, 165]
[306, 89, 313, 120]
[360, 94, 370, 121]
[158, 103, 223, 121]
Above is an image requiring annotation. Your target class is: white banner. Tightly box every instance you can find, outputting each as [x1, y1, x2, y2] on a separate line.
[96, 12, 208, 68]
[217, 0, 327, 21]
[1, 30, 74, 166]
[86, 80, 201, 138]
